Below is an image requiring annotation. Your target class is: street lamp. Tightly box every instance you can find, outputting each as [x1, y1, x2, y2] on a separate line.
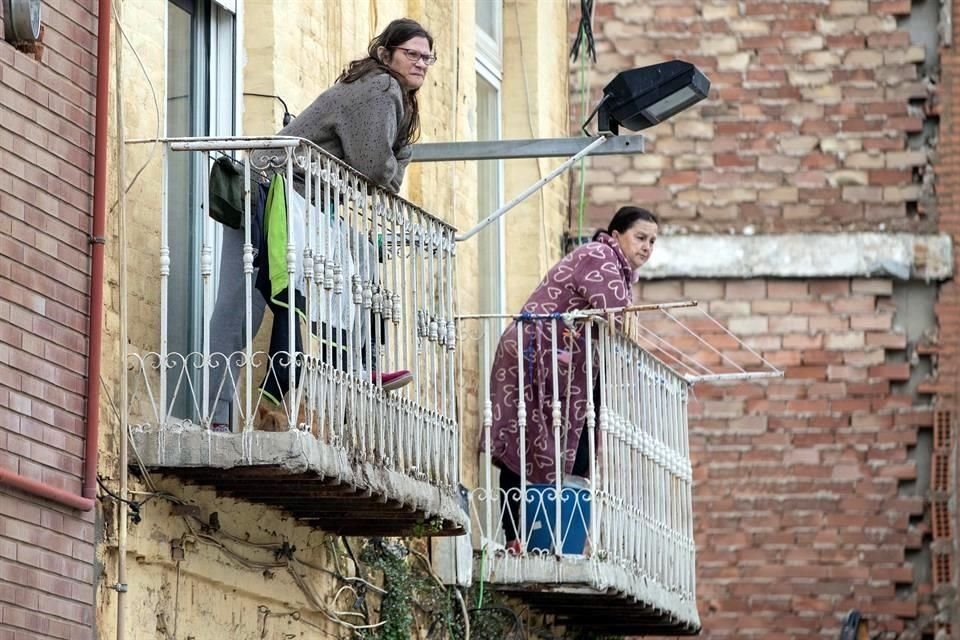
[411, 59, 711, 241]
[591, 60, 712, 135]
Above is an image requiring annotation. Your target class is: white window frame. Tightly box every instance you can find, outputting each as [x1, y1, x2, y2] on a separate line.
[475, 2, 505, 319]
[475, 3, 505, 426]
[476, 0, 502, 72]
[206, 1, 240, 298]
[163, 0, 239, 418]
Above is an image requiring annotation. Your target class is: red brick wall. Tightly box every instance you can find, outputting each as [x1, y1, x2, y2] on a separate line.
[569, 0, 933, 234]
[0, 2, 98, 639]
[569, 0, 949, 636]
[637, 278, 931, 638]
[934, 0, 960, 635]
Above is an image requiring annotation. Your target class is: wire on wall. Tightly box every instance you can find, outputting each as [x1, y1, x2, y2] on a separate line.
[570, 0, 596, 245]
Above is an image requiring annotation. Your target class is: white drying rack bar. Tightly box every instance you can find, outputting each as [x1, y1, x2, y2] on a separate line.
[625, 301, 783, 384]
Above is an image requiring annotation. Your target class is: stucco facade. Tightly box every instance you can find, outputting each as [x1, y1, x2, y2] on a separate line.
[96, 1, 570, 638]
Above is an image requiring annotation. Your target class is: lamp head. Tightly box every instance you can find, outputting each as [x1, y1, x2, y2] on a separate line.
[597, 60, 711, 134]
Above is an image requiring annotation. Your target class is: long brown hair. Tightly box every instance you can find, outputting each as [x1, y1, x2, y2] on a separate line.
[337, 18, 434, 148]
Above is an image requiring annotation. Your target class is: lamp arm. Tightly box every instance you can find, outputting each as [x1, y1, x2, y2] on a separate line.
[455, 135, 609, 243]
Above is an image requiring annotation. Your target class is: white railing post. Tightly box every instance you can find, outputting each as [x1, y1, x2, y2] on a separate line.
[159, 143, 169, 429]
[517, 319, 528, 550]
[301, 148, 315, 436]
[283, 152, 296, 430]
[585, 319, 598, 554]
[628, 339, 641, 574]
[483, 372, 494, 550]
[242, 159, 254, 432]
[200, 153, 213, 424]
[597, 325, 610, 561]
[550, 317, 562, 556]
[682, 380, 695, 599]
[640, 351, 653, 580]
[445, 233, 458, 487]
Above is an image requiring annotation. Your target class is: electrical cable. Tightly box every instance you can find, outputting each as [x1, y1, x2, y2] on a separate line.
[97, 476, 139, 508]
[569, 0, 597, 64]
[570, 0, 598, 244]
[244, 92, 296, 126]
[109, 2, 160, 215]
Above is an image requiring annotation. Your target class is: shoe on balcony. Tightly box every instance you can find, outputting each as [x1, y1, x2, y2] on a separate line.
[372, 369, 413, 392]
[505, 539, 523, 556]
[209, 422, 231, 433]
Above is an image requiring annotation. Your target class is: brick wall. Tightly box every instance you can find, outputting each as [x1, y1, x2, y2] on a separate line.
[934, 0, 960, 634]
[569, 0, 933, 235]
[639, 278, 932, 637]
[570, 0, 949, 636]
[0, 3, 98, 639]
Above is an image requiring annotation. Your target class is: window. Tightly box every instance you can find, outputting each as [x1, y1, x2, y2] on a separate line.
[166, 0, 237, 417]
[475, 0, 501, 70]
[475, 1, 504, 401]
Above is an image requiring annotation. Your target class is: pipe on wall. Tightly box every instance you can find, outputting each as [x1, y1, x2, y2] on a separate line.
[0, 0, 110, 512]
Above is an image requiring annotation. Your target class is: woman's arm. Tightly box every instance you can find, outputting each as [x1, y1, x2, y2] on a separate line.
[571, 244, 633, 310]
[335, 75, 407, 191]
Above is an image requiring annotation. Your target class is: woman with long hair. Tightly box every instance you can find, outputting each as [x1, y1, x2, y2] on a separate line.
[209, 19, 435, 431]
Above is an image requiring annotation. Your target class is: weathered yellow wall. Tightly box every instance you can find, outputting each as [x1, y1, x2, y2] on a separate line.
[98, 0, 568, 637]
[501, 0, 571, 313]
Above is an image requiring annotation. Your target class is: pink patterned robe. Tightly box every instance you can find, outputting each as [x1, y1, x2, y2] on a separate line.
[487, 232, 633, 484]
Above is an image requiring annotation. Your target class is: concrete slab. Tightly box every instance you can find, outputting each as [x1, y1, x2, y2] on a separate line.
[641, 232, 953, 280]
[477, 553, 700, 634]
[128, 425, 469, 536]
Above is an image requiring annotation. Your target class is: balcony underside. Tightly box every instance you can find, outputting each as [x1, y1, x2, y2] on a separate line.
[479, 556, 700, 636]
[129, 426, 467, 536]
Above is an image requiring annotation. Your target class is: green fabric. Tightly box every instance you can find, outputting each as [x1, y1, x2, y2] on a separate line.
[264, 174, 289, 300]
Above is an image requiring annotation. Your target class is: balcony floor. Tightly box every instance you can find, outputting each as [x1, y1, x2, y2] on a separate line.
[479, 555, 700, 636]
[129, 426, 468, 537]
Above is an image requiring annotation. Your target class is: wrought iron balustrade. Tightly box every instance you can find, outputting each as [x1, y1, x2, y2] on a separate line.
[463, 310, 699, 633]
[125, 136, 463, 535]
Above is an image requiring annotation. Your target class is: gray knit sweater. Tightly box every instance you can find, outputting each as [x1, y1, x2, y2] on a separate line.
[271, 72, 412, 193]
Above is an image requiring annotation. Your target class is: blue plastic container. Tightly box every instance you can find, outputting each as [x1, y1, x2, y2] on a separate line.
[523, 484, 591, 554]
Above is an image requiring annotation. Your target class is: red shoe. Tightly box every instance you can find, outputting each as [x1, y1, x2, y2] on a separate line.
[506, 539, 523, 556]
[372, 369, 413, 392]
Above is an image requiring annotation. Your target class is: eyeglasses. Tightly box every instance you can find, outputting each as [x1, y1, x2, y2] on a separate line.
[393, 47, 437, 66]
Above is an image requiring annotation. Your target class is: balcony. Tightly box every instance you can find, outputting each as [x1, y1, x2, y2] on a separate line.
[464, 306, 780, 635]
[125, 137, 465, 536]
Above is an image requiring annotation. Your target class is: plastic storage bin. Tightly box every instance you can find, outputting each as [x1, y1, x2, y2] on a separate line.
[524, 483, 591, 554]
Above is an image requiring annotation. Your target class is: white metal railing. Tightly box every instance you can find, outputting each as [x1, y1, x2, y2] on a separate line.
[463, 310, 698, 625]
[126, 137, 459, 491]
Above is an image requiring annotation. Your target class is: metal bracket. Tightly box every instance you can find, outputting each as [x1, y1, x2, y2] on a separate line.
[410, 134, 644, 162]
[111, 583, 128, 593]
[408, 135, 645, 242]
[455, 136, 611, 242]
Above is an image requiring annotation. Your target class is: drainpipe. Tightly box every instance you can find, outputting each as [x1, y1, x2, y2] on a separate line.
[83, 0, 111, 504]
[0, 0, 109, 511]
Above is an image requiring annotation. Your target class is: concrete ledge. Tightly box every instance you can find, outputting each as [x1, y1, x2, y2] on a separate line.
[129, 426, 469, 535]
[480, 554, 700, 634]
[640, 233, 953, 280]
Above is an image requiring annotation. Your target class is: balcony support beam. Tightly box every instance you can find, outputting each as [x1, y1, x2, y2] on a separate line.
[409, 135, 645, 162]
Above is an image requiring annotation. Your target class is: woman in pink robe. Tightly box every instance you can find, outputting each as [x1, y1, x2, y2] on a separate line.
[486, 207, 659, 547]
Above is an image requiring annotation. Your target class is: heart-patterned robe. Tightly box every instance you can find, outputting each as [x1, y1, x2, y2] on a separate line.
[486, 232, 634, 484]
